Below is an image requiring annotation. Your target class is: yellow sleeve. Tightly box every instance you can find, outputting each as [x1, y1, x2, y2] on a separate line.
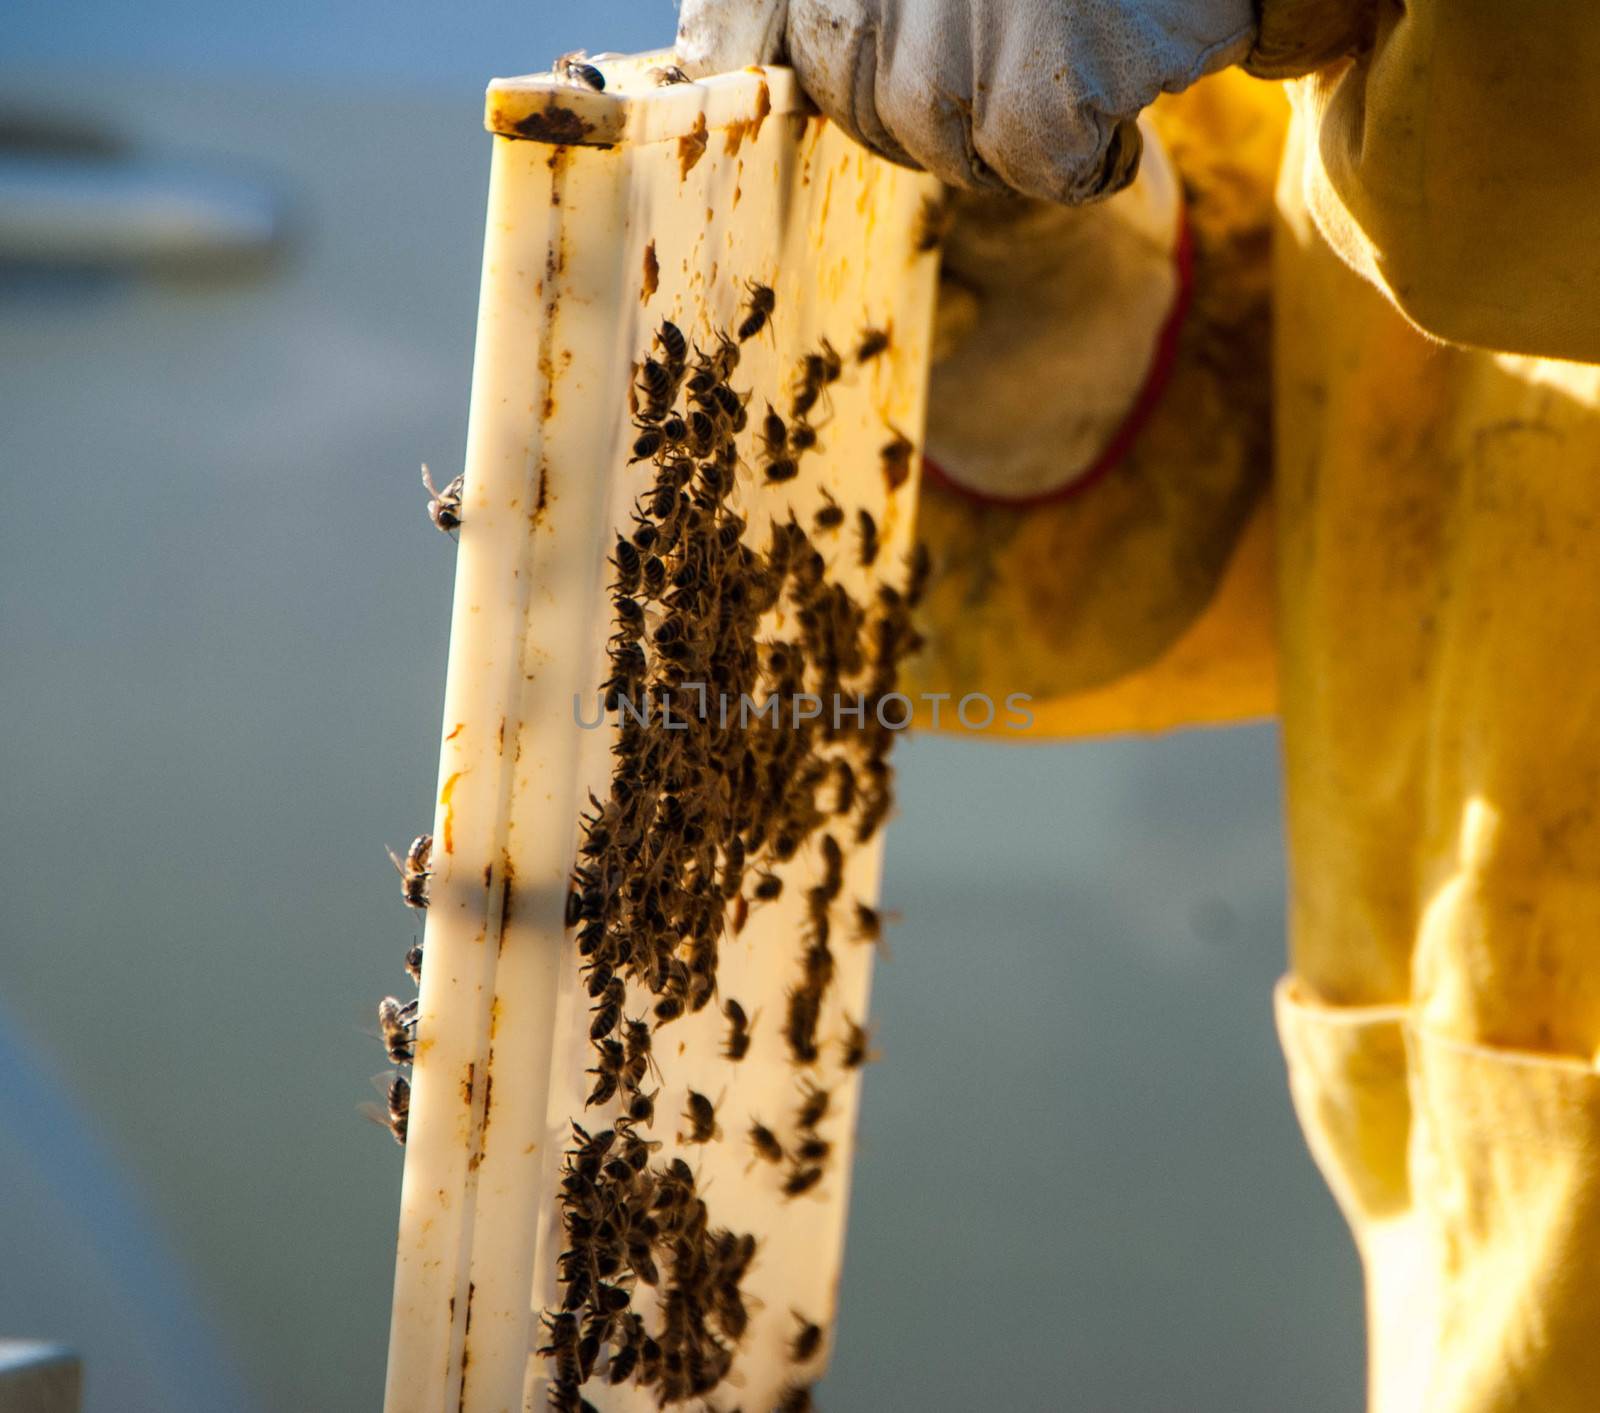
[1258, 0, 1600, 362]
[909, 71, 1286, 737]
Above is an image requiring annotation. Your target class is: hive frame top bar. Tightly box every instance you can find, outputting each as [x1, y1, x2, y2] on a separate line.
[486, 51, 808, 147]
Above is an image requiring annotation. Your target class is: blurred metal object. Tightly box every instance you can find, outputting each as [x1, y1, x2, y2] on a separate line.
[0, 109, 284, 272]
[0, 154, 284, 271]
[0, 1342, 81, 1413]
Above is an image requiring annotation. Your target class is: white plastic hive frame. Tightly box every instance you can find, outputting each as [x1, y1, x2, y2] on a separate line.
[383, 52, 940, 1413]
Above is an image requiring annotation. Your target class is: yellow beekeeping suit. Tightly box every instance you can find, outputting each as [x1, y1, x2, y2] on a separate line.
[910, 71, 1283, 736]
[913, 9, 1600, 1407]
[1274, 108, 1600, 1410]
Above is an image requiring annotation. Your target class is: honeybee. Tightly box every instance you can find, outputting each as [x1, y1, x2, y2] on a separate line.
[710, 381, 745, 427]
[880, 430, 915, 490]
[795, 1133, 831, 1163]
[586, 1039, 625, 1107]
[612, 592, 645, 640]
[646, 480, 680, 521]
[812, 490, 844, 534]
[554, 51, 606, 91]
[630, 425, 666, 462]
[602, 641, 646, 713]
[705, 331, 741, 381]
[654, 992, 685, 1025]
[589, 977, 624, 1041]
[387, 834, 432, 911]
[657, 412, 689, 448]
[420, 465, 463, 536]
[853, 899, 890, 949]
[538, 1312, 585, 1387]
[857, 509, 880, 568]
[614, 1113, 659, 1171]
[655, 318, 688, 371]
[856, 779, 894, 842]
[682, 1089, 720, 1143]
[623, 1086, 657, 1126]
[796, 1079, 830, 1130]
[841, 1016, 879, 1069]
[906, 541, 932, 606]
[581, 956, 614, 1001]
[738, 280, 776, 341]
[758, 402, 787, 453]
[362, 1072, 411, 1145]
[817, 338, 843, 385]
[790, 1314, 824, 1363]
[637, 357, 675, 422]
[377, 996, 418, 1065]
[784, 984, 822, 1064]
[722, 999, 753, 1061]
[855, 327, 891, 362]
[569, 1120, 616, 1169]
[605, 1312, 647, 1383]
[623, 1016, 659, 1088]
[790, 340, 841, 419]
[802, 940, 834, 993]
[748, 1120, 784, 1165]
[791, 380, 821, 421]
[717, 1287, 752, 1342]
[819, 833, 844, 899]
[781, 1165, 823, 1200]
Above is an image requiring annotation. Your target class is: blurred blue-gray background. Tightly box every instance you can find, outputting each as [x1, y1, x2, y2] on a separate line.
[0, 4, 1362, 1409]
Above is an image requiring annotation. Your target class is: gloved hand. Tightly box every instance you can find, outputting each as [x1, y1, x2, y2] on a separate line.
[675, 0, 1255, 205]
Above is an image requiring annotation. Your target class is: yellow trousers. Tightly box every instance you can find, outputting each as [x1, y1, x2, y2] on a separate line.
[915, 65, 1600, 1411]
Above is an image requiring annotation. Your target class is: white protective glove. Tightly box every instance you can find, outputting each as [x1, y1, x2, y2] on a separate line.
[675, 0, 1254, 204]
[924, 115, 1188, 503]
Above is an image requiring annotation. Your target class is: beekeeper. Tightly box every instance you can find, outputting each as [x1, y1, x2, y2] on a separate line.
[678, 3, 1600, 1409]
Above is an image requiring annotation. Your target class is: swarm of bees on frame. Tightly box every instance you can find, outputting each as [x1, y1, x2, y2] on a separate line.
[363, 833, 432, 1143]
[533, 278, 926, 1412]
[376, 177, 950, 1401]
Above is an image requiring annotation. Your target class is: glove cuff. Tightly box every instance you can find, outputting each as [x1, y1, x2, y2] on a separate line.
[924, 192, 1193, 510]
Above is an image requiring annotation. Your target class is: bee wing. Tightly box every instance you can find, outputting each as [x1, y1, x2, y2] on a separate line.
[358, 1101, 406, 1144]
[357, 1001, 388, 1040]
[370, 1069, 407, 1099]
[420, 463, 438, 497]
